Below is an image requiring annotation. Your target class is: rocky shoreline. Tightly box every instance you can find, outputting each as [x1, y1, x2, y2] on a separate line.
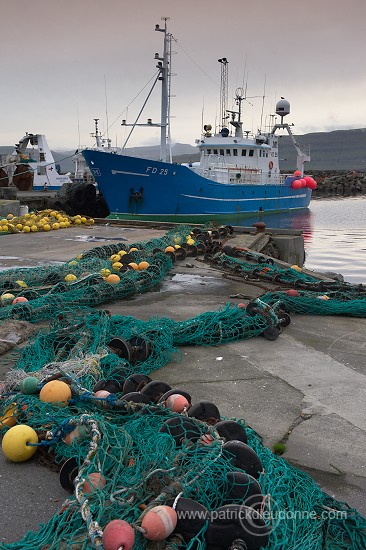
[309, 170, 366, 197]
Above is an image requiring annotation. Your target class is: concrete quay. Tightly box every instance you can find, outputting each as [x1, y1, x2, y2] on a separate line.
[0, 223, 365, 544]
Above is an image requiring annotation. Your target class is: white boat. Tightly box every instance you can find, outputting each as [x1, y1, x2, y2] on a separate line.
[73, 119, 119, 185]
[0, 133, 72, 191]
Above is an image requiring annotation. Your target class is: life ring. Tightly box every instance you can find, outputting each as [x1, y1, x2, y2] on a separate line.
[269, 161, 274, 170]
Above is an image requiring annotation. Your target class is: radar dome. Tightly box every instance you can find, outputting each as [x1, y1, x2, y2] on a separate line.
[276, 98, 290, 117]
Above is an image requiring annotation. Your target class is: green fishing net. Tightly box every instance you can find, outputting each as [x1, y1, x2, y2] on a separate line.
[0, 227, 365, 549]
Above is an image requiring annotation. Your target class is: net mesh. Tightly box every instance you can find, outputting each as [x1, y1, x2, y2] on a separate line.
[0, 227, 365, 549]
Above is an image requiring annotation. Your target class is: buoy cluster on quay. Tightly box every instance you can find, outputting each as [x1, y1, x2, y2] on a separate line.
[0, 209, 94, 234]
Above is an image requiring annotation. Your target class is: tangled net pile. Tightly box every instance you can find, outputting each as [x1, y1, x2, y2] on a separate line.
[1, 225, 366, 550]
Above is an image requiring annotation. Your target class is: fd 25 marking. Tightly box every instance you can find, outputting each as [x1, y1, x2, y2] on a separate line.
[146, 166, 168, 175]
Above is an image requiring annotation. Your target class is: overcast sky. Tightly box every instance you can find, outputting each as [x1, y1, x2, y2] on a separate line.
[1, 0, 365, 150]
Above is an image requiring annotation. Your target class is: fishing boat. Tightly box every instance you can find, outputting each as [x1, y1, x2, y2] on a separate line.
[82, 20, 315, 223]
[0, 133, 72, 191]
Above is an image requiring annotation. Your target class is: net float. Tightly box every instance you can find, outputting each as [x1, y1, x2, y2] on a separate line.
[141, 505, 177, 541]
[215, 419, 248, 444]
[166, 497, 208, 542]
[223, 440, 263, 479]
[39, 380, 71, 407]
[105, 274, 121, 285]
[205, 504, 269, 549]
[102, 519, 135, 550]
[83, 472, 106, 494]
[165, 394, 190, 413]
[19, 376, 39, 395]
[0, 403, 18, 428]
[1, 424, 38, 462]
[12, 296, 29, 304]
[187, 401, 221, 425]
[63, 425, 90, 445]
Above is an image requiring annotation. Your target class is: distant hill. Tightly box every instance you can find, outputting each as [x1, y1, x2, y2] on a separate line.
[279, 128, 366, 171]
[1, 130, 366, 172]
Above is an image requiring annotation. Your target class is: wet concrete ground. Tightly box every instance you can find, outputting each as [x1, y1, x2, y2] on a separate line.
[0, 223, 365, 544]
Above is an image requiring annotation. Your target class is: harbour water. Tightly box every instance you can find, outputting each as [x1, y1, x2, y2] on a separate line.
[239, 196, 366, 285]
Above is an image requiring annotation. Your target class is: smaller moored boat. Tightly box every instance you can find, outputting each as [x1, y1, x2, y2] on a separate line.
[0, 133, 72, 191]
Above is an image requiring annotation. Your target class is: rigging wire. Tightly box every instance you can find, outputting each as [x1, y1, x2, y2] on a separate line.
[120, 72, 161, 152]
[98, 71, 161, 143]
[173, 38, 219, 88]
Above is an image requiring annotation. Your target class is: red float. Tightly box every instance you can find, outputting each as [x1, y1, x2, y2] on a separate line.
[291, 179, 302, 189]
[286, 289, 299, 297]
[293, 170, 301, 177]
[12, 296, 29, 304]
[166, 394, 189, 413]
[102, 519, 135, 550]
[94, 390, 111, 398]
[83, 472, 106, 494]
[141, 505, 177, 541]
[200, 433, 214, 445]
[307, 178, 317, 189]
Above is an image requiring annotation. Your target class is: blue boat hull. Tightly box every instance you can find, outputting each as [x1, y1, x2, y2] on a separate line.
[83, 150, 312, 222]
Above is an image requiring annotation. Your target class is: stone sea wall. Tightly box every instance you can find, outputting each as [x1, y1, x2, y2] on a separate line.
[309, 170, 366, 197]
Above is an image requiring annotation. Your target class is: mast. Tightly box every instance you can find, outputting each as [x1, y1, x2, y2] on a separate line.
[91, 119, 102, 148]
[155, 17, 171, 162]
[218, 58, 228, 131]
[121, 19, 173, 161]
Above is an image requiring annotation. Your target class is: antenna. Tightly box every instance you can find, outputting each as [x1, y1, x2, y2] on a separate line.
[218, 58, 228, 130]
[259, 75, 267, 132]
[76, 103, 81, 148]
[104, 75, 110, 140]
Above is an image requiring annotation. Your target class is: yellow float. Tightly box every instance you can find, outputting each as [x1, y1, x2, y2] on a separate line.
[1, 424, 38, 462]
[0, 403, 18, 429]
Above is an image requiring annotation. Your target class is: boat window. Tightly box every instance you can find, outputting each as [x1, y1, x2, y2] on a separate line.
[226, 149, 231, 155]
[213, 149, 218, 154]
[233, 149, 238, 156]
[259, 150, 262, 157]
[241, 149, 247, 156]
[249, 150, 254, 157]
[39, 153, 45, 162]
[220, 149, 224, 156]
[207, 149, 211, 154]
[37, 166, 46, 175]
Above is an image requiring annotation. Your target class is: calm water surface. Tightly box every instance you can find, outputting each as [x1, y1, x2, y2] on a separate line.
[237, 197, 366, 284]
